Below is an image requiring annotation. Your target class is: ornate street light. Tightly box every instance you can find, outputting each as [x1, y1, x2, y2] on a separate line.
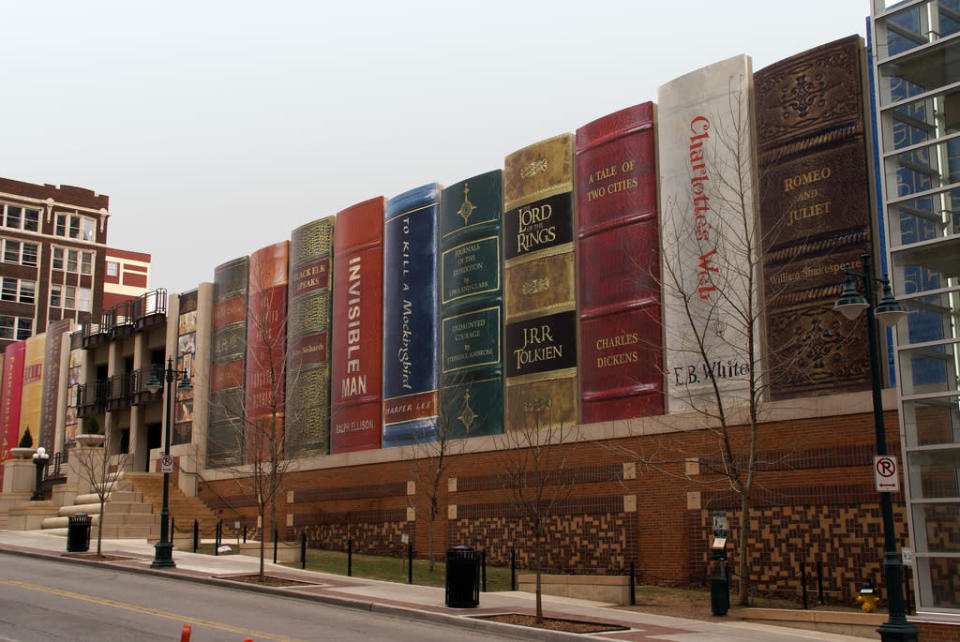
[146, 357, 191, 569]
[833, 252, 916, 642]
[31, 446, 49, 501]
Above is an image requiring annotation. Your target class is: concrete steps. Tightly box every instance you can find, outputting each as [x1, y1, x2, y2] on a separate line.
[38, 471, 158, 539]
[124, 473, 237, 539]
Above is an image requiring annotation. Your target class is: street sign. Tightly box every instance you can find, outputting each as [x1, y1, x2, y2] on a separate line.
[711, 511, 728, 537]
[874, 455, 899, 492]
[160, 454, 174, 474]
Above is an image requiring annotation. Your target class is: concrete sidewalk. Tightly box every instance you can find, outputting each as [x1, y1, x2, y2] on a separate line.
[0, 530, 872, 641]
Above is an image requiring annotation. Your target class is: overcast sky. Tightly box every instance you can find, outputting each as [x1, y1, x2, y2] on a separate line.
[4, 1, 870, 294]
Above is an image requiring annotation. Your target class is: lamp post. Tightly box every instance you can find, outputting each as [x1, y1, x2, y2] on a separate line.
[31, 446, 49, 501]
[146, 357, 191, 569]
[834, 252, 917, 642]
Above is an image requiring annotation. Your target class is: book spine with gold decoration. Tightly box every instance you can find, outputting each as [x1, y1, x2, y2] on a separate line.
[0, 342, 25, 489]
[208, 256, 248, 467]
[286, 216, 334, 457]
[576, 103, 664, 423]
[439, 170, 504, 439]
[330, 197, 385, 453]
[503, 134, 578, 431]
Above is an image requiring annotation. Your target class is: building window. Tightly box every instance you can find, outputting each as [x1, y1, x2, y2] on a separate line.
[2, 240, 38, 267]
[0, 277, 35, 304]
[106, 261, 119, 277]
[77, 287, 91, 312]
[0, 316, 31, 340]
[64, 286, 75, 309]
[51, 246, 92, 274]
[55, 213, 93, 240]
[50, 284, 62, 308]
[1, 205, 40, 232]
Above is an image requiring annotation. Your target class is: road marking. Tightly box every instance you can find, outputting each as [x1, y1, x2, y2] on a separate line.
[0, 578, 300, 641]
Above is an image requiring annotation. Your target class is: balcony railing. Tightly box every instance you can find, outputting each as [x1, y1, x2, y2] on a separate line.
[81, 288, 167, 348]
[105, 372, 133, 411]
[130, 365, 164, 407]
[76, 380, 108, 418]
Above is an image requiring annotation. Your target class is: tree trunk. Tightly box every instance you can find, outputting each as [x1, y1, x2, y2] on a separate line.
[737, 491, 751, 605]
[428, 518, 435, 573]
[535, 529, 543, 623]
[259, 512, 266, 579]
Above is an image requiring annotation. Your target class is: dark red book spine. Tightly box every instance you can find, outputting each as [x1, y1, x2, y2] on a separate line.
[576, 102, 664, 422]
[330, 197, 385, 453]
[0, 341, 26, 488]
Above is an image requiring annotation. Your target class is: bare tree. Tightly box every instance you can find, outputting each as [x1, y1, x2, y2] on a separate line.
[211, 258, 296, 580]
[71, 431, 128, 557]
[406, 389, 472, 573]
[493, 411, 578, 623]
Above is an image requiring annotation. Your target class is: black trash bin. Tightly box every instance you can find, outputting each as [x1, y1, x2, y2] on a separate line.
[445, 545, 481, 608]
[710, 576, 729, 616]
[67, 513, 91, 553]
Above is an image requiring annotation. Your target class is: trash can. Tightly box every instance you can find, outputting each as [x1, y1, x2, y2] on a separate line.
[445, 545, 481, 608]
[710, 576, 729, 616]
[67, 513, 91, 553]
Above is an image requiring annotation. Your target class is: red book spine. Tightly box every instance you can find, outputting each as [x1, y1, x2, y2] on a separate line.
[0, 342, 26, 488]
[330, 197, 385, 453]
[245, 242, 290, 464]
[576, 102, 664, 422]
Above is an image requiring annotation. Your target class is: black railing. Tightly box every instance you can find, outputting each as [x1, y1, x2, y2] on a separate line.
[106, 372, 133, 411]
[80, 289, 168, 347]
[76, 380, 108, 418]
[130, 365, 164, 406]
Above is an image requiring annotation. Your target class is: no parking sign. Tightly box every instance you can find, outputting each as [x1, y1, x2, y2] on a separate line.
[874, 455, 899, 493]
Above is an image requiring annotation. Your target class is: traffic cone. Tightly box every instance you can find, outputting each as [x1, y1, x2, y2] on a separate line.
[180, 624, 191, 641]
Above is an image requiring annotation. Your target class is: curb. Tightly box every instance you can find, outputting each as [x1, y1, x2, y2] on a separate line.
[0, 545, 590, 641]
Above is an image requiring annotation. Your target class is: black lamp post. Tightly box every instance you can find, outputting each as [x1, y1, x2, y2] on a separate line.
[146, 357, 191, 569]
[834, 252, 917, 642]
[31, 446, 49, 501]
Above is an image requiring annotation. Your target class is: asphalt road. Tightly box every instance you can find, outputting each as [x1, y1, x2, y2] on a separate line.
[0, 555, 524, 641]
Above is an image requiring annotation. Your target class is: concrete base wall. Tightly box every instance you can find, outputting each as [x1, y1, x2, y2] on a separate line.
[518, 573, 631, 605]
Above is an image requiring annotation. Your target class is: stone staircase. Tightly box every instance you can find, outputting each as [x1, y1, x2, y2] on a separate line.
[40, 472, 155, 538]
[124, 473, 235, 540]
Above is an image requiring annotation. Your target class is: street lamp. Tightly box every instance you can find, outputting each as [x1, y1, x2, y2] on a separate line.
[146, 357, 191, 569]
[31, 446, 49, 501]
[833, 252, 917, 642]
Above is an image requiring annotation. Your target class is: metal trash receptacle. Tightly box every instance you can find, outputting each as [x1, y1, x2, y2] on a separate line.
[445, 545, 481, 608]
[710, 576, 729, 616]
[67, 513, 91, 553]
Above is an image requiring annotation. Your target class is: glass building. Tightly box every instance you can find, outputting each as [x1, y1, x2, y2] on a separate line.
[871, 0, 960, 616]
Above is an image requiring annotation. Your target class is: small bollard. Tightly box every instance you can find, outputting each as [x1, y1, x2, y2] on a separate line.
[630, 562, 636, 606]
[408, 542, 413, 584]
[192, 520, 199, 553]
[347, 539, 352, 577]
[273, 530, 278, 564]
[481, 550, 486, 592]
[510, 548, 516, 591]
[301, 532, 307, 570]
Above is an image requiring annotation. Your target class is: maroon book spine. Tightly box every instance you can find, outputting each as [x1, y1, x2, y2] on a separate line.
[330, 197, 385, 453]
[0, 341, 26, 488]
[576, 103, 664, 422]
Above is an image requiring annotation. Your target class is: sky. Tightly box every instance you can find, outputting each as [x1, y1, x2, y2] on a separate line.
[3, 1, 870, 294]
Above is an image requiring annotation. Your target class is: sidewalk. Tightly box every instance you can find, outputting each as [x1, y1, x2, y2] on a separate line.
[0, 529, 871, 641]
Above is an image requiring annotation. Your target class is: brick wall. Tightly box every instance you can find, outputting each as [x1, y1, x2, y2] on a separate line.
[198, 408, 907, 599]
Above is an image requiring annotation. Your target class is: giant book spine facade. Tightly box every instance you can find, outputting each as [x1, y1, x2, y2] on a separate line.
[657, 55, 761, 412]
[245, 242, 290, 465]
[175, 290, 198, 445]
[19, 333, 46, 448]
[439, 171, 504, 439]
[0, 342, 24, 488]
[330, 198, 385, 454]
[503, 134, 578, 431]
[755, 36, 874, 399]
[40, 319, 72, 451]
[208, 256, 249, 467]
[286, 217, 334, 457]
[576, 103, 664, 423]
[382, 184, 440, 447]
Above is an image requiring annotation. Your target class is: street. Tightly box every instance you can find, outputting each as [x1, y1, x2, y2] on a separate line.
[0, 555, 522, 641]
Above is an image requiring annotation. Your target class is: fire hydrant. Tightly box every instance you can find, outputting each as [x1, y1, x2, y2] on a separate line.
[857, 579, 880, 613]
